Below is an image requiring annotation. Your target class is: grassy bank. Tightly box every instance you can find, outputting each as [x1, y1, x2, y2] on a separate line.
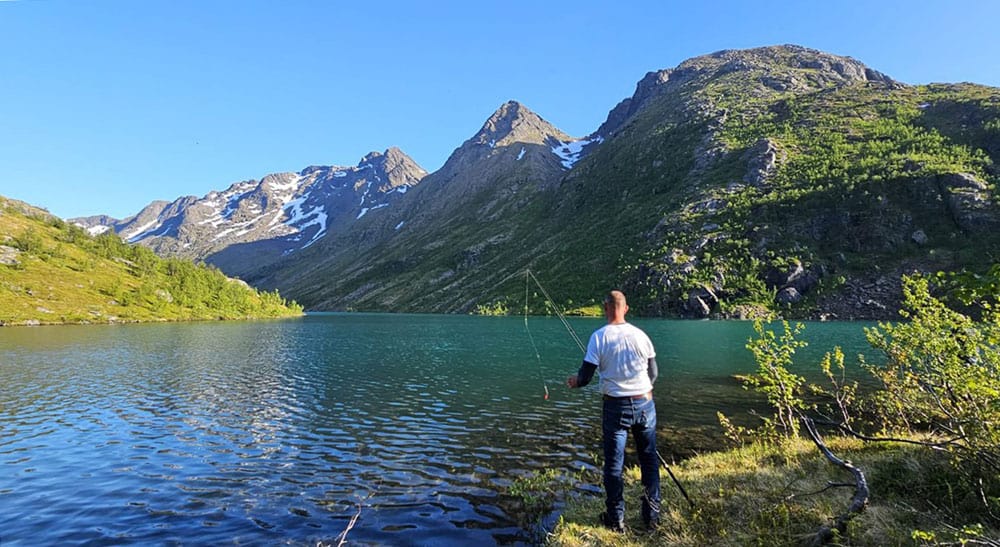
[546, 436, 998, 546]
[1, 196, 303, 325]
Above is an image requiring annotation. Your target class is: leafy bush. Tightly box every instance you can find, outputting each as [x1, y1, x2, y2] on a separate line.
[724, 320, 810, 444]
[12, 227, 44, 254]
[863, 274, 1000, 477]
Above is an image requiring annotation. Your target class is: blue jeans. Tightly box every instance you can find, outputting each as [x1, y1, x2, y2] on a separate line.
[602, 395, 661, 523]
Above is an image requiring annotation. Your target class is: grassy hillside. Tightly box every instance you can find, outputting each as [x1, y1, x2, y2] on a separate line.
[489, 53, 1000, 319]
[0, 197, 302, 325]
[623, 81, 1000, 318]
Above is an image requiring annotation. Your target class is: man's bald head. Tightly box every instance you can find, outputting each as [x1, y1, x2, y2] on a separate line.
[604, 290, 627, 310]
[603, 291, 629, 324]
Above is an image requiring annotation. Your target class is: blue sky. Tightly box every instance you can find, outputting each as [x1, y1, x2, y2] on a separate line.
[2, 0, 998, 219]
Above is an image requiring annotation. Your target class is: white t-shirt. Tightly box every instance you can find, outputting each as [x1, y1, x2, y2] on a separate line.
[583, 322, 656, 397]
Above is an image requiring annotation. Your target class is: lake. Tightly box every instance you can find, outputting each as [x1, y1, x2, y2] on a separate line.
[0, 313, 877, 545]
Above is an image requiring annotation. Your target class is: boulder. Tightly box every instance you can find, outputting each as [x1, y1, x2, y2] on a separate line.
[911, 229, 928, 245]
[776, 287, 803, 304]
[765, 260, 805, 289]
[155, 289, 174, 303]
[0, 245, 20, 266]
[764, 259, 822, 300]
[937, 173, 1000, 232]
[787, 268, 821, 294]
[685, 286, 718, 318]
[742, 138, 784, 187]
[941, 172, 988, 191]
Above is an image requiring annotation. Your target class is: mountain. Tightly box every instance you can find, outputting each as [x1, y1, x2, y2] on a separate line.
[578, 45, 1000, 319]
[243, 100, 598, 311]
[76, 45, 1000, 319]
[72, 148, 427, 278]
[265, 44, 996, 319]
[0, 196, 302, 325]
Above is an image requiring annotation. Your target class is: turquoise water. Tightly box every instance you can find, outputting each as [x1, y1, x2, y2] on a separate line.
[0, 314, 875, 544]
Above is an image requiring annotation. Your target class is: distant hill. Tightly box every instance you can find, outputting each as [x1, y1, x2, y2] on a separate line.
[76, 45, 1000, 319]
[0, 196, 302, 325]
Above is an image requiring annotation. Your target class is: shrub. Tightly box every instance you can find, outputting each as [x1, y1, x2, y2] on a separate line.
[863, 275, 1000, 478]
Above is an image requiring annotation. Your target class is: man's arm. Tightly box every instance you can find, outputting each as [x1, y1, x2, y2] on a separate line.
[647, 357, 658, 384]
[566, 361, 598, 388]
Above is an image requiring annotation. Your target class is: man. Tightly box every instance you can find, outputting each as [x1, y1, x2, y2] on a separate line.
[566, 290, 660, 532]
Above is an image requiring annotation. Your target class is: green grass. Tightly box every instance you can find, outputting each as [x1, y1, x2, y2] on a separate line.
[0, 197, 303, 325]
[547, 437, 999, 546]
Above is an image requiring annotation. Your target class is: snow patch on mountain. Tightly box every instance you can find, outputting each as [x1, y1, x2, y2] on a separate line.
[199, 180, 260, 227]
[93, 147, 427, 266]
[283, 195, 329, 246]
[123, 218, 164, 243]
[357, 203, 389, 220]
[551, 136, 604, 169]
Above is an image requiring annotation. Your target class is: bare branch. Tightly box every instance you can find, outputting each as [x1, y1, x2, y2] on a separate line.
[802, 416, 869, 546]
[810, 417, 960, 449]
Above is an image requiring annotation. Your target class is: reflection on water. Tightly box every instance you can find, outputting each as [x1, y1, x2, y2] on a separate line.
[0, 315, 874, 544]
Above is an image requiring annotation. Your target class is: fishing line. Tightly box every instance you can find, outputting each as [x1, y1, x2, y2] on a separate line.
[525, 269, 586, 353]
[523, 270, 549, 400]
[522, 269, 590, 399]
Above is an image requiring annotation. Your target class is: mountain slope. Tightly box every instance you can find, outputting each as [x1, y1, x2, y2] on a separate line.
[246, 100, 596, 311]
[0, 196, 302, 325]
[581, 46, 1000, 318]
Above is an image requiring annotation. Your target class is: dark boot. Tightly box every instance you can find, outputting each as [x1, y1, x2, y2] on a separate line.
[599, 511, 626, 532]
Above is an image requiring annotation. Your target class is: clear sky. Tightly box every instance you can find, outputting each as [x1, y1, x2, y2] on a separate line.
[2, 0, 998, 219]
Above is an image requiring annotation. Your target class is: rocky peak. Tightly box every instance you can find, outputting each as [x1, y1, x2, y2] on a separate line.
[596, 70, 672, 138]
[700, 44, 897, 87]
[596, 44, 902, 138]
[425, 100, 577, 184]
[472, 100, 571, 148]
[357, 147, 427, 192]
[1, 196, 57, 223]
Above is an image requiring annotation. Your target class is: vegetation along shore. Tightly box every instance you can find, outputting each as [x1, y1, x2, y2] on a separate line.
[526, 271, 1000, 545]
[0, 196, 302, 326]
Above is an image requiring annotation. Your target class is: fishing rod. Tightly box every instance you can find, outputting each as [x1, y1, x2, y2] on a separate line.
[524, 268, 696, 508]
[657, 451, 695, 508]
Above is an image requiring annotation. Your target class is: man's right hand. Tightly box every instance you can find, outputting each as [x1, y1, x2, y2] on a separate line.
[566, 375, 579, 388]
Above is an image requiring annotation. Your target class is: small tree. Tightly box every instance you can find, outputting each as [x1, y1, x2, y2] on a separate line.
[727, 320, 810, 443]
[810, 346, 858, 429]
[13, 227, 44, 254]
